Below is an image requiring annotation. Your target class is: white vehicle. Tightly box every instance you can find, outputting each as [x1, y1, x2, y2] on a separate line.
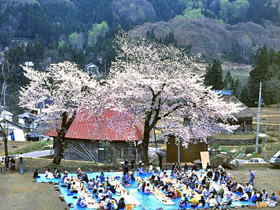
[269, 151, 280, 167]
[248, 158, 265, 163]
[236, 158, 266, 164]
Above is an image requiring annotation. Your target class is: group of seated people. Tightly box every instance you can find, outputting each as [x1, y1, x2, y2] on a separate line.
[61, 169, 128, 209]
[44, 168, 61, 179]
[40, 164, 278, 209]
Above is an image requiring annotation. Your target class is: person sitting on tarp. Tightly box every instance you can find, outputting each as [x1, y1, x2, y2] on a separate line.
[32, 169, 39, 179]
[77, 197, 87, 208]
[106, 181, 116, 194]
[262, 189, 268, 201]
[88, 179, 94, 190]
[213, 169, 221, 182]
[190, 194, 199, 208]
[62, 171, 69, 183]
[198, 194, 206, 207]
[97, 189, 106, 200]
[240, 191, 249, 201]
[206, 163, 211, 170]
[250, 191, 259, 203]
[99, 172, 105, 183]
[184, 163, 188, 172]
[122, 173, 131, 186]
[270, 192, 278, 202]
[70, 182, 78, 193]
[180, 193, 189, 207]
[107, 198, 118, 210]
[221, 191, 233, 206]
[81, 173, 89, 183]
[104, 188, 113, 198]
[144, 183, 152, 194]
[207, 169, 213, 179]
[245, 183, 253, 198]
[117, 197, 125, 210]
[45, 168, 54, 179]
[54, 168, 61, 178]
[191, 163, 198, 172]
[208, 195, 219, 208]
[153, 175, 160, 186]
[76, 168, 83, 179]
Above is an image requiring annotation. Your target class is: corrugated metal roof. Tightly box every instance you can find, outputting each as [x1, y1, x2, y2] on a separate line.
[46, 110, 143, 141]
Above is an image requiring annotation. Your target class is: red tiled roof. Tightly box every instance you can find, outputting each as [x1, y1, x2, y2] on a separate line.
[46, 110, 143, 141]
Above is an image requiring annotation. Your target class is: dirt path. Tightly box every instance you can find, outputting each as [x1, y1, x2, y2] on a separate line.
[0, 172, 67, 210]
[228, 167, 280, 193]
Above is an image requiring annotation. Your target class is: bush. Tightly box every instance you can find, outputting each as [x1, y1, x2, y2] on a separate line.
[244, 146, 262, 154]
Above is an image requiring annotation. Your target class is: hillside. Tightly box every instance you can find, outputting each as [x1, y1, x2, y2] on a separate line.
[0, 0, 279, 113]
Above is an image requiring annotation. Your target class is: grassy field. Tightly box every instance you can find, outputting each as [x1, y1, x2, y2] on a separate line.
[0, 140, 52, 156]
[251, 104, 280, 133]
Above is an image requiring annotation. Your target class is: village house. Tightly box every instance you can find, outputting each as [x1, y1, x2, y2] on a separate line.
[0, 109, 25, 141]
[18, 112, 39, 130]
[85, 63, 102, 77]
[47, 110, 143, 163]
[219, 91, 255, 133]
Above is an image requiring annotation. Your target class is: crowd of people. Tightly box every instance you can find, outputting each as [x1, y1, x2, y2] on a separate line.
[39, 161, 279, 209]
[0, 154, 24, 173]
[42, 167, 139, 209]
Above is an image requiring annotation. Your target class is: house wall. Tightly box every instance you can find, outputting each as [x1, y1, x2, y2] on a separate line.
[0, 122, 25, 141]
[64, 139, 138, 163]
[166, 136, 208, 163]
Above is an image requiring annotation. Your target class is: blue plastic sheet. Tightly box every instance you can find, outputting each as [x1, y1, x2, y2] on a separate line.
[36, 171, 256, 210]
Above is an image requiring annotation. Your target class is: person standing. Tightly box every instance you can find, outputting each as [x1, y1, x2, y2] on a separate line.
[157, 152, 163, 170]
[248, 169, 255, 185]
[18, 155, 25, 174]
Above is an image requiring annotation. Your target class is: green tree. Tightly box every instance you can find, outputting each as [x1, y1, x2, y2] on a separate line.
[223, 71, 234, 89]
[240, 86, 250, 105]
[204, 59, 224, 90]
[87, 21, 109, 48]
[69, 32, 84, 50]
[232, 79, 241, 98]
[248, 46, 270, 106]
[5, 45, 26, 66]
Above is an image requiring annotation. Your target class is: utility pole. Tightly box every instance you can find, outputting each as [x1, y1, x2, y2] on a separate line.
[177, 140, 180, 164]
[278, 103, 280, 138]
[255, 82, 262, 153]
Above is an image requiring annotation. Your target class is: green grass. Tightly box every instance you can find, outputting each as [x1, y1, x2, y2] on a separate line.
[10, 141, 52, 155]
[211, 133, 255, 140]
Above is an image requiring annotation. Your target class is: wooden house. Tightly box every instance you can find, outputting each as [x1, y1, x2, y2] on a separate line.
[221, 94, 255, 132]
[47, 110, 143, 163]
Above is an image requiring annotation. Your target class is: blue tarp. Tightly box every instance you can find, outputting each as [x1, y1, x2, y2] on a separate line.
[36, 171, 256, 210]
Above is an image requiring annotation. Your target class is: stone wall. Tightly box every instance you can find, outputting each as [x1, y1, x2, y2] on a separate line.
[210, 138, 258, 146]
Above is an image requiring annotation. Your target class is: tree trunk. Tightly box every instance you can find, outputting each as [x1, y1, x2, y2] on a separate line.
[52, 136, 63, 165]
[142, 127, 151, 164]
[0, 124, 8, 167]
[52, 112, 76, 165]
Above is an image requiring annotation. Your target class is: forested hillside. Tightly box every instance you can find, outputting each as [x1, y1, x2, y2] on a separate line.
[0, 0, 279, 112]
[1, 0, 279, 65]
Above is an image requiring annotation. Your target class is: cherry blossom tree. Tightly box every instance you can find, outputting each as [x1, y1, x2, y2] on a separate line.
[19, 62, 101, 165]
[106, 34, 242, 163]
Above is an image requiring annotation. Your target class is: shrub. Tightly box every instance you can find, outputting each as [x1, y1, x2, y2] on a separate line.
[244, 146, 262, 154]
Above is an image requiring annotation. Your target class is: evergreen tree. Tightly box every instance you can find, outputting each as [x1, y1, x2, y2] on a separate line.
[223, 70, 234, 89]
[240, 86, 250, 105]
[204, 59, 224, 90]
[249, 46, 271, 106]
[232, 79, 241, 98]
